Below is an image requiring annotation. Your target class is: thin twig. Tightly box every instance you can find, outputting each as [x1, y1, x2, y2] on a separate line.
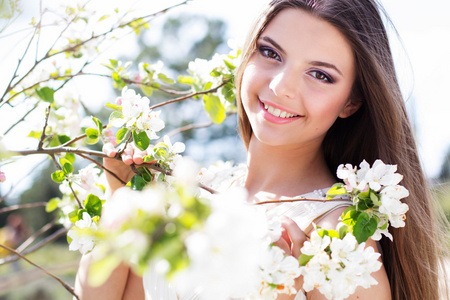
[69, 184, 83, 209]
[77, 152, 126, 185]
[16, 219, 57, 253]
[166, 121, 214, 137]
[3, 101, 39, 135]
[149, 82, 227, 110]
[0, 227, 68, 265]
[0, 202, 47, 214]
[255, 198, 348, 205]
[0, 21, 39, 104]
[38, 105, 52, 150]
[0, 243, 79, 300]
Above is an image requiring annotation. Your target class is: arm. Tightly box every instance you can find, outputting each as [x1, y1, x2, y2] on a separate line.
[74, 143, 148, 299]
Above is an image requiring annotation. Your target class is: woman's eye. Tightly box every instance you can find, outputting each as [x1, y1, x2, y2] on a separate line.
[259, 47, 281, 61]
[310, 70, 333, 83]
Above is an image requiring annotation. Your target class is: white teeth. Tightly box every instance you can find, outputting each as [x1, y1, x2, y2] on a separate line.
[263, 104, 298, 118]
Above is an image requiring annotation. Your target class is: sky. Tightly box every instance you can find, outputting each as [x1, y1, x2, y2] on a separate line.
[1, 0, 449, 181]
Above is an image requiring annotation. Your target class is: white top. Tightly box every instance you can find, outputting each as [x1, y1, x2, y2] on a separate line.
[143, 163, 352, 300]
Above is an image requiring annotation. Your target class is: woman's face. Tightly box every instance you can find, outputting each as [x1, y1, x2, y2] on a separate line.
[241, 8, 358, 149]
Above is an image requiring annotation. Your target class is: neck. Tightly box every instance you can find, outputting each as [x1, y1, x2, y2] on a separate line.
[244, 136, 336, 202]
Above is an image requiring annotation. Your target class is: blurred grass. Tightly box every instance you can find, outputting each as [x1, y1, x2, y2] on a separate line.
[431, 181, 450, 251]
[0, 242, 81, 300]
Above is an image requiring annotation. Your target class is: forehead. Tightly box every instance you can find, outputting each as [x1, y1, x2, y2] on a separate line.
[261, 8, 355, 75]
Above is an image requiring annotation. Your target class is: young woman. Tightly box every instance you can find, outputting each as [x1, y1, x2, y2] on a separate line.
[75, 0, 448, 299]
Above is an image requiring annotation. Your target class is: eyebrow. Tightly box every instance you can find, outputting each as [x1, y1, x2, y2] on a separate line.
[260, 36, 286, 55]
[260, 36, 344, 77]
[309, 61, 343, 76]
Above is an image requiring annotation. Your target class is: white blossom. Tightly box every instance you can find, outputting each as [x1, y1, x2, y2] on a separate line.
[67, 212, 98, 254]
[136, 110, 165, 140]
[175, 188, 272, 299]
[363, 159, 402, 191]
[112, 87, 150, 128]
[101, 187, 166, 230]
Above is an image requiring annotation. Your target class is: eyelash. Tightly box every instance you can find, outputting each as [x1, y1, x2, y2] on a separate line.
[309, 70, 334, 84]
[258, 46, 281, 61]
[258, 44, 334, 84]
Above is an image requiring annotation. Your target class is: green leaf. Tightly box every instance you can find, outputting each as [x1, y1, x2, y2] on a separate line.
[137, 167, 153, 182]
[204, 82, 213, 91]
[86, 128, 99, 140]
[177, 75, 194, 85]
[93, 117, 103, 133]
[65, 153, 76, 164]
[60, 157, 73, 174]
[58, 135, 71, 145]
[223, 59, 236, 70]
[28, 130, 42, 139]
[68, 209, 79, 223]
[116, 128, 129, 143]
[203, 94, 225, 124]
[353, 212, 378, 243]
[109, 111, 123, 122]
[370, 190, 381, 206]
[326, 185, 348, 199]
[133, 130, 150, 151]
[98, 14, 110, 22]
[46, 198, 60, 213]
[84, 194, 102, 217]
[109, 59, 119, 68]
[141, 84, 153, 97]
[130, 175, 147, 191]
[35, 87, 55, 103]
[157, 173, 165, 182]
[51, 170, 66, 183]
[298, 254, 314, 266]
[341, 206, 360, 228]
[77, 209, 88, 221]
[317, 228, 339, 239]
[157, 73, 175, 85]
[221, 82, 236, 104]
[338, 224, 350, 239]
[143, 155, 156, 163]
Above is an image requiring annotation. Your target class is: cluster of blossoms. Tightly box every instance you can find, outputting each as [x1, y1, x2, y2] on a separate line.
[187, 40, 240, 112]
[49, 164, 106, 253]
[175, 187, 301, 300]
[299, 231, 381, 300]
[109, 87, 165, 141]
[336, 159, 409, 241]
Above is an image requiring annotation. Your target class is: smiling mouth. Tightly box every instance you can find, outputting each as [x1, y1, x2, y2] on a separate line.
[263, 103, 300, 118]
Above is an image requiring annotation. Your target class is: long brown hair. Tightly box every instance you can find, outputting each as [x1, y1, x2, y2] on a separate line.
[234, 0, 448, 299]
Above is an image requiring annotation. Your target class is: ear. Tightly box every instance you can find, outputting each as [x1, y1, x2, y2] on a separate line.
[339, 99, 362, 118]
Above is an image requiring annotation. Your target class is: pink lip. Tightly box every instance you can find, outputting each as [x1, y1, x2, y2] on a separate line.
[259, 100, 303, 124]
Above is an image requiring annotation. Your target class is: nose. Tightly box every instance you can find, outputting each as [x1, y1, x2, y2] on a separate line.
[269, 68, 299, 99]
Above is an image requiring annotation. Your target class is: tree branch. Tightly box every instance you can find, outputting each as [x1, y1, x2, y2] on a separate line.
[149, 82, 227, 110]
[0, 202, 47, 214]
[0, 243, 79, 299]
[0, 227, 68, 265]
[38, 104, 52, 150]
[16, 219, 58, 253]
[77, 152, 126, 185]
[254, 198, 347, 205]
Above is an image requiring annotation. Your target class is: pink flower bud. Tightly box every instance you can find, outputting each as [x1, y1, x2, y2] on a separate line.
[116, 97, 122, 105]
[0, 171, 6, 183]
